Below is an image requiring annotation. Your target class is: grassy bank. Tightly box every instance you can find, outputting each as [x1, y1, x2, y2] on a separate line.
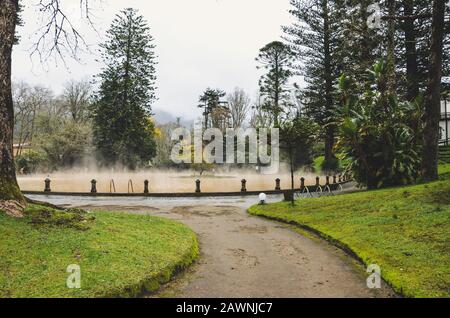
[0, 205, 199, 298]
[249, 168, 450, 298]
[438, 164, 450, 178]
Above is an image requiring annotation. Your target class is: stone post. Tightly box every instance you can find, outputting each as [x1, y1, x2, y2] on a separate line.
[300, 177, 305, 189]
[91, 179, 97, 193]
[241, 179, 247, 192]
[44, 178, 51, 192]
[275, 178, 281, 191]
[144, 180, 149, 194]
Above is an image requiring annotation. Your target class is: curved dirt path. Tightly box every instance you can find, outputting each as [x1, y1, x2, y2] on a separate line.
[29, 195, 395, 298]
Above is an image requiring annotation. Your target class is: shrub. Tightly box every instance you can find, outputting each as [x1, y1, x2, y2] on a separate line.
[34, 120, 93, 170]
[335, 60, 423, 189]
[15, 151, 46, 174]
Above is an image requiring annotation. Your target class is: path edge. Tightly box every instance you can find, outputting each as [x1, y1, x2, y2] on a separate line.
[247, 208, 402, 298]
[107, 231, 200, 298]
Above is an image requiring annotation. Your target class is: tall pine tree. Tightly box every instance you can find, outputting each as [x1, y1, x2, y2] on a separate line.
[93, 8, 157, 169]
[198, 88, 227, 130]
[255, 41, 294, 127]
[422, 0, 446, 180]
[283, 0, 342, 171]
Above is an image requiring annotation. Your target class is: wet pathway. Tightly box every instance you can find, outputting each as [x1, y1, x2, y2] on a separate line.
[28, 194, 395, 298]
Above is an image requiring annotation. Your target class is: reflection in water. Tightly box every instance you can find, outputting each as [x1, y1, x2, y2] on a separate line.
[18, 170, 322, 193]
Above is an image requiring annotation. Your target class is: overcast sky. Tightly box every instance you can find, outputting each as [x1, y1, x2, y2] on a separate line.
[12, 0, 297, 120]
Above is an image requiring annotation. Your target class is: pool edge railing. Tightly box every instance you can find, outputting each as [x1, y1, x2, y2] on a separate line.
[22, 175, 354, 198]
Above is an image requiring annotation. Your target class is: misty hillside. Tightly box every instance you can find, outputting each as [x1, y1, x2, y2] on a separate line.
[153, 108, 194, 127]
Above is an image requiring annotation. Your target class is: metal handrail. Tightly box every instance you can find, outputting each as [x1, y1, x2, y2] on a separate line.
[110, 179, 116, 193]
[300, 186, 312, 198]
[324, 185, 333, 196]
[127, 180, 134, 194]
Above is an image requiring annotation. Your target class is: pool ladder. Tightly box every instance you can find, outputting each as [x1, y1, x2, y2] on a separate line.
[110, 179, 116, 193]
[128, 179, 134, 193]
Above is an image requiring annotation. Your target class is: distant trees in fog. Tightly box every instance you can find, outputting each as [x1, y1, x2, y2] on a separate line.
[13, 80, 93, 173]
[227, 88, 251, 129]
[62, 79, 92, 124]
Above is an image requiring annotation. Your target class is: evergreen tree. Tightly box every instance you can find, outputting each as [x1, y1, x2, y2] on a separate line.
[283, 0, 342, 171]
[255, 41, 294, 127]
[422, 0, 446, 180]
[335, 1, 385, 91]
[395, 0, 450, 99]
[93, 8, 157, 169]
[198, 88, 227, 130]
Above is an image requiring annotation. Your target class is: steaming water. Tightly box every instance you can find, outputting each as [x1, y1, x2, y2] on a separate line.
[17, 170, 321, 193]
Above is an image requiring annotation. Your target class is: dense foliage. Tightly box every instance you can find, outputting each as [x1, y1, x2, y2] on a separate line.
[336, 60, 423, 189]
[279, 116, 318, 172]
[283, 0, 449, 178]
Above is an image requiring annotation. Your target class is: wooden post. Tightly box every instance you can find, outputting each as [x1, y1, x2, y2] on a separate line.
[338, 174, 342, 183]
[316, 177, 320, 187]
[326, 175, 330, 185]
[144, 180, 149, 194]
[44, 178, 51, 192]
[333, 175, 337, 184]
[195, 179, 201, 193]
[275, 178, 281, 190]
[241, 179, 247, 192]
[91, 179, 97, 193]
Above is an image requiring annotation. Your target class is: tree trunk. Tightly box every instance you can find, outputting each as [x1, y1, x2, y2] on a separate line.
[386, 0, 396, 93]
[322, 0, 336, 171]
[0, 0, 24, 203]
[403, 0, 419, 101]
[274, 54, 280, 127]
[422, 0, 445, 181]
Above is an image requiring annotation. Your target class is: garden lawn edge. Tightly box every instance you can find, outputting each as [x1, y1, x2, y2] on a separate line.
[247, 208, 400, 296]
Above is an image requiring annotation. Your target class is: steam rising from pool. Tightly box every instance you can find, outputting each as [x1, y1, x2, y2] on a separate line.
[17, 168, 321, 193]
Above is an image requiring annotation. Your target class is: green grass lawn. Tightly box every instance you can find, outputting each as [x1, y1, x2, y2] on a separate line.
[0, 205, 198, 298]
[249, 166, 450, 298]
[439, 164, 450, 178]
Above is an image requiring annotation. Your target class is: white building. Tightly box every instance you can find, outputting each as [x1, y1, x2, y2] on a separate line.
[440, 99, 449, 146]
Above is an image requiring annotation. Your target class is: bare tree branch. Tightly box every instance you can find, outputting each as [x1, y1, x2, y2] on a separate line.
[29, 0, 97, 65]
